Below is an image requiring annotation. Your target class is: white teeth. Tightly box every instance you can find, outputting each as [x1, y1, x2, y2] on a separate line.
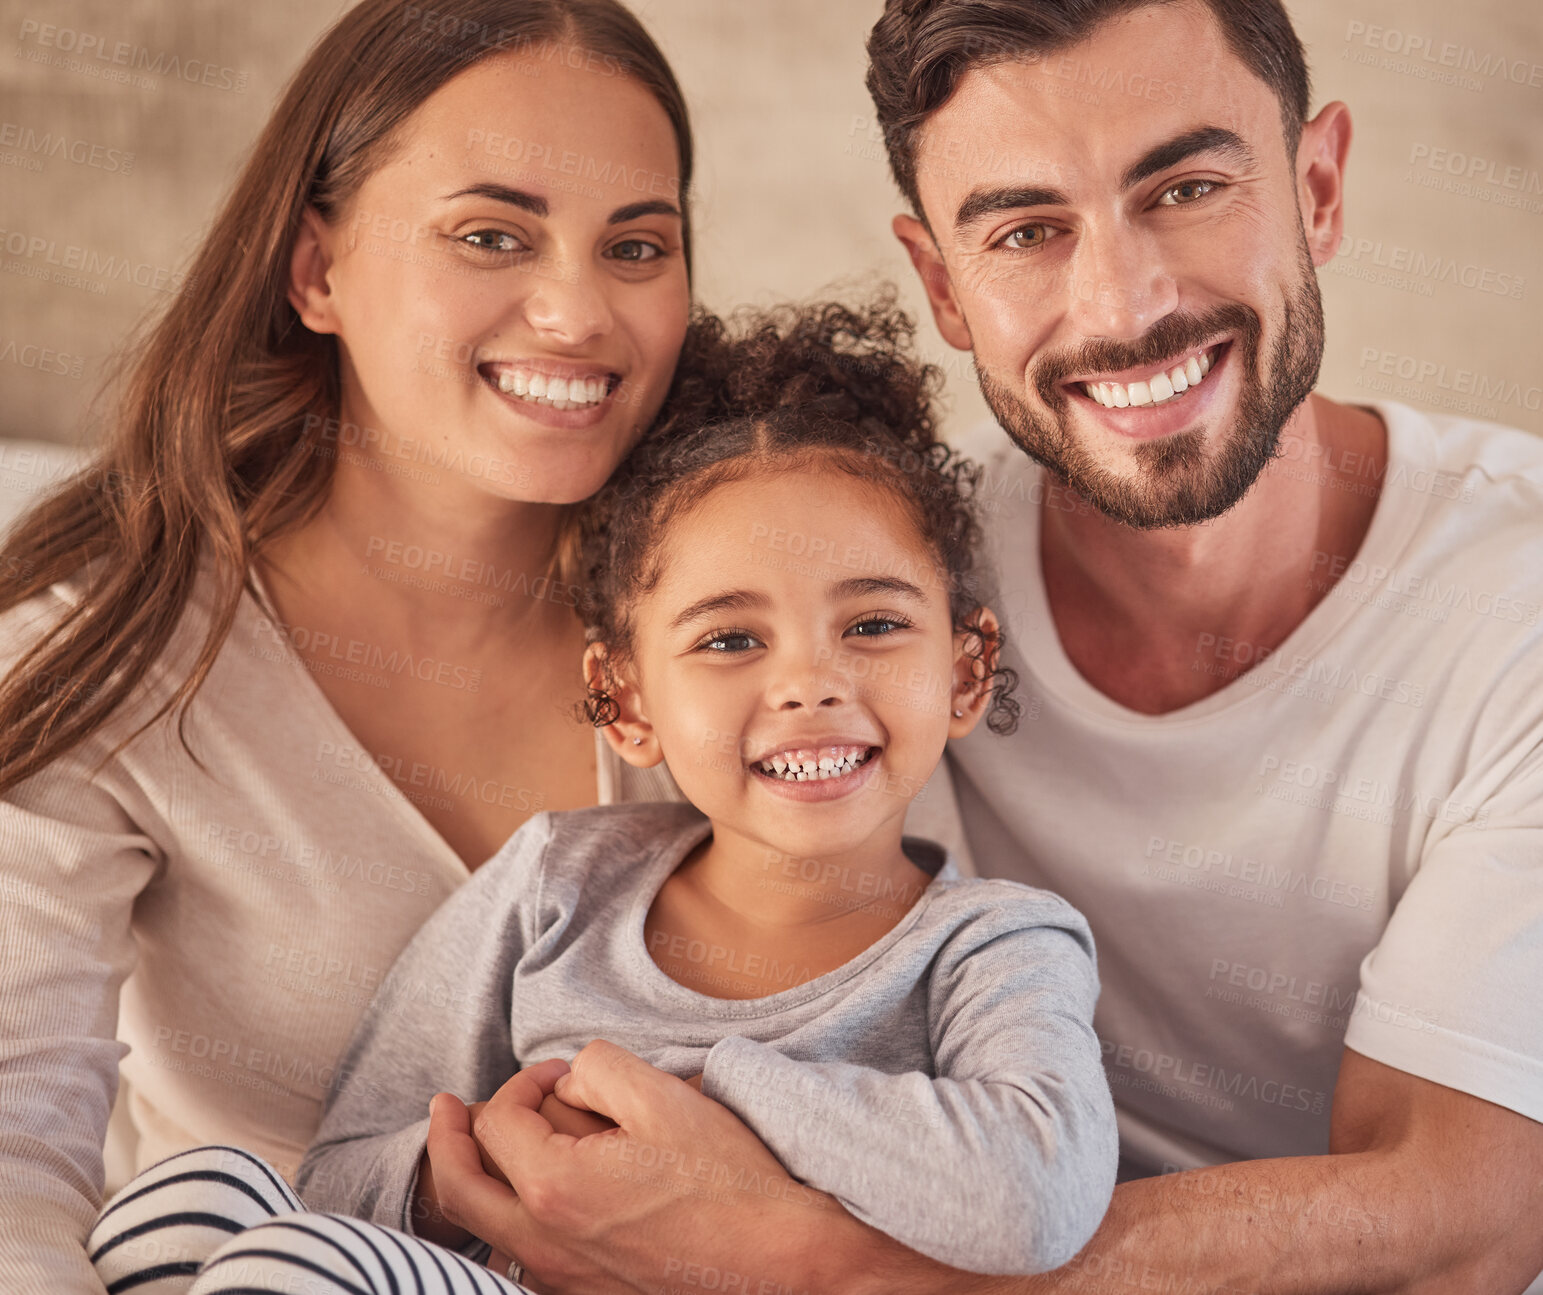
[1083, 348, 1218, 409]
[755, 747, 873, 782]
[489, 369, 610, 409]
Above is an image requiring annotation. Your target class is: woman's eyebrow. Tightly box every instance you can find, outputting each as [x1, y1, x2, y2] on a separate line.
[609, 200, 681, 224]
[439, 187, 681, 226]
[443, 182, 548, 216]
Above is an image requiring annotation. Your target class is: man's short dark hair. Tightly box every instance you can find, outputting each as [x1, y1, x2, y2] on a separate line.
[866, 0, 1311, 217]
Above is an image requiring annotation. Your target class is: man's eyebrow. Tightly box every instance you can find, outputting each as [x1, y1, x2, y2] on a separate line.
[955, 184, 1072, 234]
[831, 576, 929, 603]
[669, 590, 770, 632]
[609, 199, 680, 225]
[443, 182, 548, 217]
[1119, 126, 1255, 191]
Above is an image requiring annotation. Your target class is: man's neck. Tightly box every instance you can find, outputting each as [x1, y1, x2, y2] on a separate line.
[1038, 393, 1388, 715]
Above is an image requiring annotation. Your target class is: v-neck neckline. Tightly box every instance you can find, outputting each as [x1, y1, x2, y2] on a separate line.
[243, 561, 478, 878]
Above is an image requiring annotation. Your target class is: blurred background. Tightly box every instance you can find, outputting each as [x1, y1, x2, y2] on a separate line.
[1, 0, 1540, 459]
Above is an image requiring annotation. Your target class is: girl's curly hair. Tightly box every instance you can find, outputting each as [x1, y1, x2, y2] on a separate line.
[577, 288, 1021, 736]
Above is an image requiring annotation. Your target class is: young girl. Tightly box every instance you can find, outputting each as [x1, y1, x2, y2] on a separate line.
[86, 300, 1117, 1294]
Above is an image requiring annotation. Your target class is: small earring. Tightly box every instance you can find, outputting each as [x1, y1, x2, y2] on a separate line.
[953, 709, 964, 718]
[632, 736, 643, 745]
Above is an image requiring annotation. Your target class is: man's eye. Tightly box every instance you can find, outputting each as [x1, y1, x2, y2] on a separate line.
[461, 230, 523, 253]
[700, 630, 762, 653]
[1000, 225, 1049, 250]
[1157, 180, 1217, 206]
[610, 239, 663, 263]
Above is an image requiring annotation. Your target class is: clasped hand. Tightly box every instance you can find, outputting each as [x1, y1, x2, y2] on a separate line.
[421, 1042, 765, 1295]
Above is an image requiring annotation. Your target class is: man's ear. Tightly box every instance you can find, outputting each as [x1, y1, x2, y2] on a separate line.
[582, 642, 663, 768]
[1295, 101, 1352, 269]
[288, 206, 343, 335]
[947, 606, 1000, 738]
[893, 214, 973, 352]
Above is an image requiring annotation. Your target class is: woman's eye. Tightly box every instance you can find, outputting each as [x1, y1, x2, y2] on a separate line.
[1157, 179, 1217, 206]
[699, 630, 762, 653]
[609, 239, 662, 263]
[846, 616, 911, 638]
[1000, 224, 1049, 251]
[460, 230, 523, 253]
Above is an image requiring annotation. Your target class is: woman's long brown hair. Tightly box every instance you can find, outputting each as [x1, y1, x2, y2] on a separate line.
[0, 0, 694, 795]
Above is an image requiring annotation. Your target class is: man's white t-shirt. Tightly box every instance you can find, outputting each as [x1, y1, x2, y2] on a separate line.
[950, 400, 1543, 1183]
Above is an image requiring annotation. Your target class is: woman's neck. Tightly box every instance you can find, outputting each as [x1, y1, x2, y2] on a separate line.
[264, 426, 577, 650]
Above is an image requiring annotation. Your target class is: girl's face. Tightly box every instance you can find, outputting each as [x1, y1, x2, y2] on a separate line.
[604, 465, 994, 864]
[290, 49, 690, 505]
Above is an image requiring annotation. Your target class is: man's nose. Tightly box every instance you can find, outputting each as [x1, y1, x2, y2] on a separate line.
[1063, 221, 1178, 341]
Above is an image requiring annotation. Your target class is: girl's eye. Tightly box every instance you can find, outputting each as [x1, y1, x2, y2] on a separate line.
[846, 615, 913, 638]
[1157, 179, 1217, 206]
[609, 239, 663, 263]
[698, 629, 763, 654]
[460, 230, 524, 253]
[999, 224, 1050, 251]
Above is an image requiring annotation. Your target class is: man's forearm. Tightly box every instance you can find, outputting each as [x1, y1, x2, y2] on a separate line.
[837, 1152, 1466, 1295]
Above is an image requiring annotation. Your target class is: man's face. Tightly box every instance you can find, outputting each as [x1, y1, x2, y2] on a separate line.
[899, 1, 1330, 529]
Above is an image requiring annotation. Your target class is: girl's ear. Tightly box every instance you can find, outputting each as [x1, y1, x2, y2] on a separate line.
[288, 206, 341, 335]
[948, 606, 1000, 738]
[583, 642, 663, 768]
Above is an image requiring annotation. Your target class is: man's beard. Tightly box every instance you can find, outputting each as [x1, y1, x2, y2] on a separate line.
[976, 236, 1326, 529]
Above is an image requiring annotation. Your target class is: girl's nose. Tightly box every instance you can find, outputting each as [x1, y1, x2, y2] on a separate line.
[769, 654, 851, 711]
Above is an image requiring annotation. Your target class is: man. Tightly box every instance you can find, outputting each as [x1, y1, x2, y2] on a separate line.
[428, 3, 1543, 1291]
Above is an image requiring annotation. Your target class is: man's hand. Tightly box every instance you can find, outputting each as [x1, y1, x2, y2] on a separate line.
[423, 1041, 885, 1294]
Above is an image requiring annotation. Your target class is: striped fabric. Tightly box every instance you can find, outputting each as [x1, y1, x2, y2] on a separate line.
[87, 1146, 530, 1295]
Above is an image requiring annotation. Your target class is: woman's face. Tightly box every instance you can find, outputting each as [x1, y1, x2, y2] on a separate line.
[296, 48, 690, 505]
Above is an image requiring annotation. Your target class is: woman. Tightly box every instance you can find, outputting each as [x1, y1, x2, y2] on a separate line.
[0, 1, 694, 1288]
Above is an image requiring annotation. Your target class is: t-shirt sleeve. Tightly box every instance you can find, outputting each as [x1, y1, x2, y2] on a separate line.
[0, 741, 161, 1295]
[1345, 740, 1543, 1122]
[702, 888, 1117, 1275]
[294, 812, 552, 1241]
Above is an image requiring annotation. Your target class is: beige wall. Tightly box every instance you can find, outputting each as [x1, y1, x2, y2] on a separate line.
[1, 0, 1539, 449]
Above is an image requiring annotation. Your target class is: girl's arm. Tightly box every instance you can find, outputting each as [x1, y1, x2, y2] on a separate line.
[698, 889, 1117, 1276]
[294, 814, 555, 1244]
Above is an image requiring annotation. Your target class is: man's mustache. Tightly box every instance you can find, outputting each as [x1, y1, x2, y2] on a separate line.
[1031, 304, 1260, 406]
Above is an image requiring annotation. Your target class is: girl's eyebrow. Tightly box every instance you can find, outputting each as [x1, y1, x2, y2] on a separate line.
[669, 589, 769, 631]
[830, 576, 928, 603]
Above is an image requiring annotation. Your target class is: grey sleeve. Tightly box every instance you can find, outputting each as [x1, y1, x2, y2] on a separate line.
[294, 815, 552, 1238]
[702, 896, 1117, 1275]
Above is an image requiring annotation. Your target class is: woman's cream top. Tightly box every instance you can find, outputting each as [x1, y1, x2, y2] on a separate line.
[0, 554, 681, 1293]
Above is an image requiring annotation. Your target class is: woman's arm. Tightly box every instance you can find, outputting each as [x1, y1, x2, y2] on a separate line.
[0, 745, 161, 1295]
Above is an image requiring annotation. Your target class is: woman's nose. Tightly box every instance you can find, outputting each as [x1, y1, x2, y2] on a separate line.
[522, 262, 614, 348]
